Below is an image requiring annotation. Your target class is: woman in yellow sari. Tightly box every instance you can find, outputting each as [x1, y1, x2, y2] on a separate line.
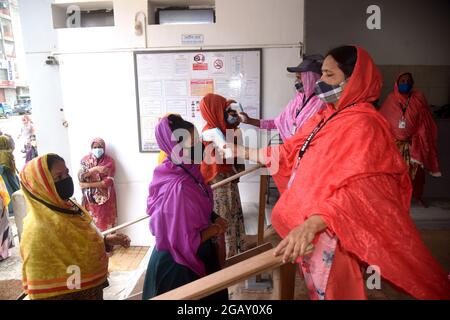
[20, 154, 130, 300]
[0, 135, 20, 215]
[0, 175, 13, 261]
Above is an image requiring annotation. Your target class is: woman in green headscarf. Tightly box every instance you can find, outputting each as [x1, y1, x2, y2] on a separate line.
[0, 135, 20, 214]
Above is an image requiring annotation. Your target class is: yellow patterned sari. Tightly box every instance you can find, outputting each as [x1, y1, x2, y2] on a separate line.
[19, 154, 108, 300]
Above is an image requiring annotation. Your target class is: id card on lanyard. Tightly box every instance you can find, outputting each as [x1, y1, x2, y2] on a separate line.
[399, 95, 411, 129]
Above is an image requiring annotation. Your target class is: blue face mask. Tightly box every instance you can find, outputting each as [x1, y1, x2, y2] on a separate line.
[92, 148, 104, 159]
[225, 111, 239, 125]
[398, 83, 412, 94]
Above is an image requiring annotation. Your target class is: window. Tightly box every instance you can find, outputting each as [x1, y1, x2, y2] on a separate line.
[1, 19, 13, 38]
[0, 0, 10, 16]
[148, 0, 215, 25]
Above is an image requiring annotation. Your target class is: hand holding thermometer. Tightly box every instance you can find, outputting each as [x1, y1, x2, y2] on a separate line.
[230, 102, 244, 113]
[202, 128, 233, 159]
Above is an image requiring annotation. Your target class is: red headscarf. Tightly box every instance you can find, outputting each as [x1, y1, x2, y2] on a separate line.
[379, 73, 441, 175]
[199, 94, 235, 184]
[265, 47, 449, 299]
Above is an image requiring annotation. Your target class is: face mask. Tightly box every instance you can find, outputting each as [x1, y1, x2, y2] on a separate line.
[92, 148, 104, 159]
[188, 142, 205, 164]
[295, 80, 304, 92]
[398, 83, 412, 94]
[314, 80, 346, 103]
[225, 111, 239, 125]
[55, 176, 74, 200]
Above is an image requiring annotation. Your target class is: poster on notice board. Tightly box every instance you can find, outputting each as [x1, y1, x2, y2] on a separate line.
[134, 49, 261, 152]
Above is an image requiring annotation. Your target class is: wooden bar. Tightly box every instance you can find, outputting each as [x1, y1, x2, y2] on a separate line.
[257, 174, 268, 246]
[128, 243, 273, 300]
[152, 248, 285, 300]
[256, 173, 268, 282]
[278, 263, 297, 300]
[224, 243, 272, 268]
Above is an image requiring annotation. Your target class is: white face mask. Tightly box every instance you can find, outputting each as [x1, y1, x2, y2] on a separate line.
[92, 148, 104, 159]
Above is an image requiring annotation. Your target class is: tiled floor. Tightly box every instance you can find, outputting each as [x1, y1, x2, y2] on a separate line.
[108, 246, 149, 272]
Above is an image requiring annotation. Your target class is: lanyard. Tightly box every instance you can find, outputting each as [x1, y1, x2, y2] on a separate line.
[21, 183, 82, 215]
[287, 103, 355, 189]
[295, 93, 315, 119]
[177, 164, 211, 199]
[400, 95, 412, 117]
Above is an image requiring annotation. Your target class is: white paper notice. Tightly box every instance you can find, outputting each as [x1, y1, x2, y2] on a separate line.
[140, 99, 162, 117]
[231, 54, 244, 76]
[215, 78, 242, 98]
[175, 54, 190, 77]
[214, 79, 231, 97]
[157, 55, 174, 77]
[164, 80, 188, 97]
[140, 117, 159, 151]
[166, 100, 188, 117]
[137, 55, 157, 79]
[244, 79, 259, 97]
[139, 80, 162, 97]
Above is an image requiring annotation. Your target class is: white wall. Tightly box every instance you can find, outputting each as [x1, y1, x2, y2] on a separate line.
[58, 51, 155, 245]
[19, 0, 72, 167]
[19, 0, 304, 245]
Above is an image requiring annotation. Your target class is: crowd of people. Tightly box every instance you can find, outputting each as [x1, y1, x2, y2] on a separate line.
[144, 45, 448, 300]
[0, 44, 448, 300]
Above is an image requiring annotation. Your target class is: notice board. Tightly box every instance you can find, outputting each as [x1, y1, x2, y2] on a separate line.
[134, 49, 262, 152]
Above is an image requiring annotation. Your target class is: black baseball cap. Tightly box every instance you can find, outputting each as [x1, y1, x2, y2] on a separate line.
[287, 54, 324, 75]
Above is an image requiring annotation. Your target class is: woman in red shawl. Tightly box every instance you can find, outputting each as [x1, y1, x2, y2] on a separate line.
[199, 94, 246, 263]
[228, 46, 450, 300]
[380, 72, 441, 206]
[78, 138, 117, 232]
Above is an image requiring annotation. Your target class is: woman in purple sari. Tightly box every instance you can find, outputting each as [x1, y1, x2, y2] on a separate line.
[143, 114, 229, 300]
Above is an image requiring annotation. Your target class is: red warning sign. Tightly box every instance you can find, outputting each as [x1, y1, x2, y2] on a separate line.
[193, 63, 208, 71]
[193, 53, 208, 70]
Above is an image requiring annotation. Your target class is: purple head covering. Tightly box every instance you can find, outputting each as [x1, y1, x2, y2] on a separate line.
[273, 71, 325, 141]
[147, 117, 213, 276]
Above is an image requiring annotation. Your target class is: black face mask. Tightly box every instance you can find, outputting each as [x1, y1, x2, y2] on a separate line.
[295, 79, 304, 92]
[188, 142, 205, 164]
[55, 176, 74, 200]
